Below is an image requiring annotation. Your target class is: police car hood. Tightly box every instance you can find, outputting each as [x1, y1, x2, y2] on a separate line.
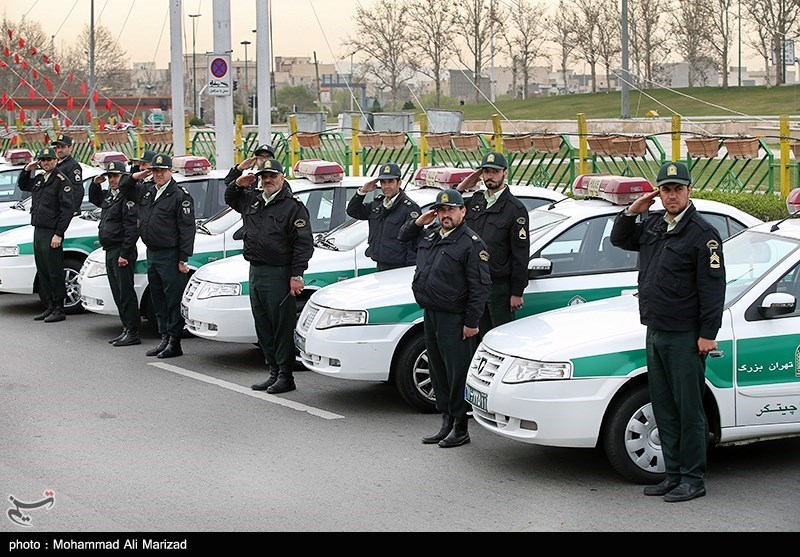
[0, 204, 32, 228]
[192, 253, 246, 282]
[310, 266, 416, 310]
[480, 293, 645, 362]
[0, 224, 34, 246]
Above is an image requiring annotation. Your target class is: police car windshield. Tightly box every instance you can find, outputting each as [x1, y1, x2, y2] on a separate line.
[318, 218, 369, 251]
[528, 208, 568, 239]
[199, 206, 241, 235]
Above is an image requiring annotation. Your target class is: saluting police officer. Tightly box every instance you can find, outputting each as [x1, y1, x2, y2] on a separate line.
[399, 189, 491, 448]
[455, 151, 529, 336]
[89, 160, 141, 347]
[346, 162, 421, 271]
[51, 133, 83, 215]
[226, 158, 314, 394]
[18, 147, 74, 323]
[119, 154, 196, 359]
[223, 143, 275, 188]
[129, 150, 157, 174]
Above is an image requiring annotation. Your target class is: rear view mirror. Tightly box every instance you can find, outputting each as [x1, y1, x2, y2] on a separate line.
[528, 257, 552, 279]
[759, 292, 796, 318]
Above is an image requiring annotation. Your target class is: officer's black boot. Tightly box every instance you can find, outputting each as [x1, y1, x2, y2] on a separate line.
[251, 364, 280, 391]
[266, 365, 296, 394]
[146, 334, 169, 356]
[157, 336, 183, 359]
[33, 302, 55, 321]
[438, 417, 470, 448]
[422, 413, 454, 444]
[113, 329, 141, 347]
[108, 328, 128, 344]
[43, 304, 66, 323]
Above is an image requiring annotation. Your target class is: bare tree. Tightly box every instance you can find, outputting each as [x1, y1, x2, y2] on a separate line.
[343, 0, 415, 111]
[406, 0, 458, 107]
[569, 0, 602, 93]
[0, 18, 58, 105]
[742, 0, 800, 86]
[704, 0, 735, 88]
[671, 0, 714, 87]
[547, 1, 579, 92]
[742, 0, 774, 86]
[628, 0, 672, 87]
[595, 0, 622, 92]
[61, 24, 130, 94]
[453, 0, 495, 103]
[500, 0, 549, 100]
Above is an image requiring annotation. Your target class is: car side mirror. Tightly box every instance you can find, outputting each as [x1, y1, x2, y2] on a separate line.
[233, 227, 244, 241]
[758, 292, 796, 318]
[528, 257, 552, 279]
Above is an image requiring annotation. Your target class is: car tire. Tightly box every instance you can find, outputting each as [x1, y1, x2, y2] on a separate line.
[601, 384, 666, 484]
[393, 332, 437, 413]
[38, 257, 86, 315]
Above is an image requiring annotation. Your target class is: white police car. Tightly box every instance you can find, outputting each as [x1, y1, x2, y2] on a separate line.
[0, 156, 229, 314]
[79, 160, 392, 325]
[295, 175, 762, 412]
[179, 170, 568, 344]
[465, 215, 800, 484]
[0, 149, 36, 212]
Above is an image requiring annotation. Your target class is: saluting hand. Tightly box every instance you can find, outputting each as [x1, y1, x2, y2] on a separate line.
[456, 169, 482, 192]
[627, 189, 659, 215]
[237, 156, 258, 172]
[93, 175, 106, 185]
[415, 209, 437, 227]
[133, 169, 152, 181]
[359, 179, 378, 194]
[236, 174, 258, 188]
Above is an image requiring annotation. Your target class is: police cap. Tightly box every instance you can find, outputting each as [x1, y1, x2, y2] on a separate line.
[253, 144, 275, 157]
[105, 160, 125, 174]
[255, 158, 284, 176]
[150, 153, 172, 169]
[133, 149, 157, 163]
[37, 147, 57, 160]
[656, 161, 691, 187]
[431, 188, 465, 209]
[51, 134, 73, 147]
[479, 151, 507, 170]
[377, 162, 402, 180]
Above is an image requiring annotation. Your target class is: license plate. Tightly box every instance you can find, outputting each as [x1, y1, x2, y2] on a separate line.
[465, 384, 487, 412]
[293, 330, 306, 353]
[180, 304, 188, 319]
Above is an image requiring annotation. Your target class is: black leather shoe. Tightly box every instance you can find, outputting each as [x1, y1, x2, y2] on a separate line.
[33, 306, 54, 321]
[113, 332, 142, 347]
[266, 374, 296, 394]
[146, 335, 169, 357]
[108, 329, 127, 344]
[157, 337, 183, 359]
[43, 309, 66, 323]
[422, 413, 454, 444]
[251, 366, 280, 391]
[643, 478, 680, 496]
[663, 483, 706, 503]
[438, 418, 470, 448]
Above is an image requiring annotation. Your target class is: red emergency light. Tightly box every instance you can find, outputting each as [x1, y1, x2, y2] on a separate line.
[4, 149, 34, 166]
[572, 174, 653, 205]
[293, 159, 344, 183]
[786, 188, 800, 214]
[413, 166, 474, 189]
[172, 155, 211, 176]
[91, 150, 128, 169]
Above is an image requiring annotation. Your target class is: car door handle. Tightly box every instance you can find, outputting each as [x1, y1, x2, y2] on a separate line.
[708, 350, 723, 358]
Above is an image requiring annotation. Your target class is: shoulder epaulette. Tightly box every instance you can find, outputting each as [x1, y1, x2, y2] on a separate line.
[293, 195, 303, 203]
[181, 186, 190, 196]
[57, 174, 65, 181]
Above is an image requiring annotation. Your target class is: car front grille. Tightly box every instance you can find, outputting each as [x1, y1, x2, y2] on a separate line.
[183, 276, 201, 305]
[297, 303, 319, 334]
[468, 345, 506, 388]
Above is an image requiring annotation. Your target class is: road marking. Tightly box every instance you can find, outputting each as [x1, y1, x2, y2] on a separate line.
[149, 362, 345, 420]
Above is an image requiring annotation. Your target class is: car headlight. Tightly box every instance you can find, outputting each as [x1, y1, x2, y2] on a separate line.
[0, 245, 19, 257]
[86, 261, 107, 278]
[315, 308, 367, 329]
[502, 359, 572, 383]
[196, 281, 241, 300]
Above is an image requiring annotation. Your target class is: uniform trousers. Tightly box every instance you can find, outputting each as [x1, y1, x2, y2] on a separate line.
[33, 226, 65, 305]
[106, 246, 141, 332]
[646, 328, 708, 487]
[478, 277, 514, 339]
[146, 248, 187, 337]
[424, 309, 477, 420]
[249, 264, 296, 368]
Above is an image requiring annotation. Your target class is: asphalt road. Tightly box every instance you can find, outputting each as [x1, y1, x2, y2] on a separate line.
[1, 291, 799, 535]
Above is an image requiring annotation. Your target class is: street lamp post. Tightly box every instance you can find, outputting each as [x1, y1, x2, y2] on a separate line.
[252, 29, 257, 125]
[189, 13, 201, 117]
[350, 51, 355, 111]
[241, 40, 251, 120]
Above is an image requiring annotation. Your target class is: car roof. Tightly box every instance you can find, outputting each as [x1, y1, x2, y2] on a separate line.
[745, 217, 800, 240]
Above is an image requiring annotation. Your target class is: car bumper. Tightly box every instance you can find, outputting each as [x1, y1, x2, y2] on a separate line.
[182, 295, 256, 343]
[80, 273, 147, 316]
[295, 323, 406, 381]
[0, 254, 35, 294]
[465, 375, 621, 448]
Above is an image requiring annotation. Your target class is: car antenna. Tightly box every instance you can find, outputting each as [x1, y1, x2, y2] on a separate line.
[546, 197, 571, 211]
[770, 209, 800, 232]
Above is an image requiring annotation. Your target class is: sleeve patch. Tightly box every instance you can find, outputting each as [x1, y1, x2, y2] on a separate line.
[410, 212, 419, 219]
[517, 217, 526, 225]
[294, 219, 307, 228]
[479, 250, 490, 262]
[182, 200, 191, 207]
[707, 239, 721, 269]
[64, 185, 71, 193]
[519, 228, 527, 240]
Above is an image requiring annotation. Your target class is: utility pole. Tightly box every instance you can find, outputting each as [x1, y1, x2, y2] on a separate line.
[189, 13, 201, 117]
[489, 0, 496, 103]
[241, 40, 251, 122]
[89, 0, 96, 120]
[168, 0, 186, 154]
[313, 51, 322, 106]
[212, 0, 234, 169]
[620, 0, 630, 118]
[256, 0, 272, 143]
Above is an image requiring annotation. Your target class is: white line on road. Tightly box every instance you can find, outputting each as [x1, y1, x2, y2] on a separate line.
[149, 362, 345, 420]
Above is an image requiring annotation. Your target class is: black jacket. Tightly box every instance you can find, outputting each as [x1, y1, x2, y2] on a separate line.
[56, 155, 83, 214]
[464, 187, 530, 296]
[89, 183, 139, 262]
[119, 174, 196, 262]
[399, 219, 491, 328]
[18, 167, 74, 237]
[346, 190, 421, 267]
[225, 184, 314, 276]
[610, 203, 725, 340]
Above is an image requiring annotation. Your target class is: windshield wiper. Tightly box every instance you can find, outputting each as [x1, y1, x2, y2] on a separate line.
[314, 233, 339, 251]
[196, 221, 211, 234]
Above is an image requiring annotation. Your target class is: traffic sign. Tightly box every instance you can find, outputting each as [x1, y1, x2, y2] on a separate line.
[207, 53, 232, 97]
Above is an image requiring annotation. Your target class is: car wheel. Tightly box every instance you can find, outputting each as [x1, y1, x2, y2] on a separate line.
[141, 288, 156, 324]
[394, 332, 437, 413]
[601, 384, 666, 484]
[63, 258, 85, 315]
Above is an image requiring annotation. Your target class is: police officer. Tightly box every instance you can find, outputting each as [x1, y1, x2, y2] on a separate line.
[399, 189, 491, 448]
[226, 158, 314, 394]
[18, 147, 73, 322]
[51, 133, 83, 215]
[130, 150, 157, 174]
[224, 143, 275, 187]
[346, 162, 421, 271]
[455, 151, 529, 336]
[120, 153, 196, 359]
[611, 161, 725, 503]
[89, 160, 141, 347]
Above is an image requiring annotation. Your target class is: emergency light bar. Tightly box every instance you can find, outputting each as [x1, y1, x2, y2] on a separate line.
[413, 166, 473, 189]
[293, 160, 344, 183]
[572, 174, 654, 205]
[91, 151, 128, 169]
[4, 149, 34, 166]
[786, 188, 800, 214]
[172, 155, 211, 176]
